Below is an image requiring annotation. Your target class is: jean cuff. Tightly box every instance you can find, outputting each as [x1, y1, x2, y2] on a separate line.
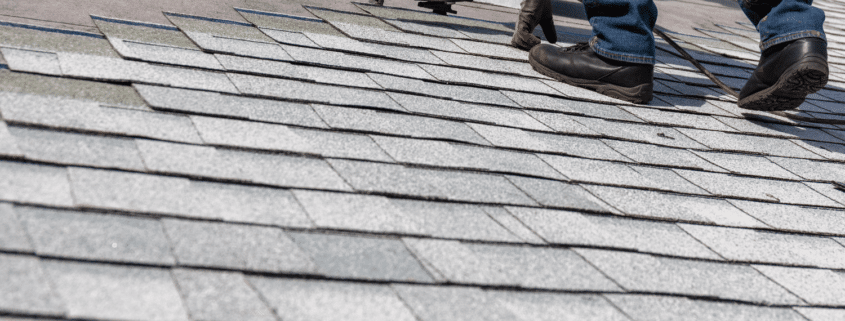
[589, 37, 655, 65]
[760, 30, 825, 51]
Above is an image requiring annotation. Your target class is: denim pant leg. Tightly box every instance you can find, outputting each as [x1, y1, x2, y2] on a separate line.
[738, 0, 826, 50]
[584, 0, 658, 64]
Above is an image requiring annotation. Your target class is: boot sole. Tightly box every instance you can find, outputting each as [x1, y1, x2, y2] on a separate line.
[738, 57, 828, 111]
[529, 57, 653, 104]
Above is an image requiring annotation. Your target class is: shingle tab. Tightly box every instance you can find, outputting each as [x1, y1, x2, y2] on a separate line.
[291, 190, 424, 235]
[216, 54, 382, 89]
[523, 111, 602, 135]
[229, 73, 402, 110]
[418, 64, 558, 95]
[502, 91, 642, 121]
[171, 269, 277, 321]
[509, 207, 720, 259]
[0, 161, 73, 207]
[19, 207, 175, 265]
[280, 44, 434, 79]
[468, 123, 629, 161]
[0, 74, 148, 110]
[729, 200, 845, 235]
[136, 139, 351, 190]
[575, 249, 802, 305]
[134, 85, 328, 128]
[0, 47, 62, 75]
[163, 219, 317, 273]
[0, 254, 64, 316]
[540, 79, 633, 105]
[505, 176, 614, 212]
[679, 224, 845, 268]
[68, 167, 314, 227]
[621, 106, 736, 131]
[315, 105, 492, 144]
[753, 265, 845, 306]
[248, 277, 418, 321]
[391, 199, 521, 242]
[57, 52, 239, 93]
[606, 294, 806, 321]
[488, 291, 630, 321]
[10, 126, 145, 170]
[768, 156, 845, 182]
[108, 38, 223, 70]
[182, 31, 294, 61]
[0, 204, 31, 252]
[795, 307, 845, 321]
[43, 260, 189, 321]
[372, 135, 564, 179]
[330, 21, 467, 53]
[481, 206, 546, 244]
[386, 92, 550, 131]
[328, 159, 537, 205]
[367, 73, 520, 107]
[585, 185, 766, 227]
[392, 285, 519, 321]
[601, 139, 725, 171]
[450, 39, 527, 60]
[289, 232, 432, 282]
[404, 238, 621, 290]
[690, 151, 801, 179]
[0, 121, 22, 157]
[576, 117, 707, 149]
[674, 169, 839, 206]
[430, 50, 541, 78]
[0, 94, 203, 144]
[676, 128, 825, 159]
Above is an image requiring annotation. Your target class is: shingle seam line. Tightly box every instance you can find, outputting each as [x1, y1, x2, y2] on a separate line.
[90, 15, 180, 31]
[0, 20, 104, 38]
[163, 12, 253, 27]
[235, 7, 324, 22]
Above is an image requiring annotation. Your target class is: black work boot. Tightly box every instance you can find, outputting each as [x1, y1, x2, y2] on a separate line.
[529, 43, 654, 104]
[738, 37, 828, 111]
[512, 0, 557, 51]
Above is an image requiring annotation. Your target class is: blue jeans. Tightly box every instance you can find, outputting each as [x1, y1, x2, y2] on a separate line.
[583, 0, 826, 64]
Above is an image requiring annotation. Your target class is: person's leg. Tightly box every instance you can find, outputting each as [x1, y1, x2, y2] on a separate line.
[586, 0, 658, 64]
[527, 0, 657, 104]
[737, 0, 828, 110]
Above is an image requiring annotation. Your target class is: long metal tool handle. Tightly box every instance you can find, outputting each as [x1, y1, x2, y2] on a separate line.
[653, 28, 845, 125]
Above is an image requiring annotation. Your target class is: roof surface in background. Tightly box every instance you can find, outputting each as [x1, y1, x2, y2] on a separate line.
[3, 0, 845, 320]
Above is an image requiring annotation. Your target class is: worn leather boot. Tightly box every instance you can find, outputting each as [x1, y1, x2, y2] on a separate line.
[529, 43, 654, 103]
[738, 37, 828, 110]
[512, 0, 557, 51]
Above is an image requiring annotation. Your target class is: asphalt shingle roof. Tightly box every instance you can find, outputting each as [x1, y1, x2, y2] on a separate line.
[3, 0, 845, 320]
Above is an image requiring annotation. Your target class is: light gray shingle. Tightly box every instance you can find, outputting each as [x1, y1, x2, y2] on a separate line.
[248, 277, 418, 321]
[289, 232, 433, 282]
[392, 199, 521, 242]
[505, 176, 614, 212]
[606, 294, 806, 321]
[0, 204, 31, 252]
[108, 38, 223, 70]
[163, 219, 317, 273]
[509, 207, 720, 259]
[674, 169, 840, 206]
[216, 54, 382, 89]
[576, 117, 707, 149]
[676, 128, 825, 159]
[0, 47, 61, 75]
[502, 91, 641, 121]
[0, 121, 22, 157]
[291, 190, 424, 235]
[729, 199, 845, 235]
[0, 254, 64, 316]
[753, 265, 845, 306]
[43, 260, 189, 321]
[228, 73, 402, 110]
[768, 156, 845, 182]
[392, 285, 519, 321]
[602, 139, 725, 171]
[386, 92, 550, 131]
[795, 307, 845, 321]
[10, 126, 145, 170]
[575, 249, 802, 305]
[172, 269, 276, 321]
[367, 73, 520, 107]
[690, 151, 801, 179]
[0, 161, 73, 207]
[280, 43, 434, 79]
[418, 64, 558, 95]
[19, 207, 175, 265]
[488, 291, 630, 321]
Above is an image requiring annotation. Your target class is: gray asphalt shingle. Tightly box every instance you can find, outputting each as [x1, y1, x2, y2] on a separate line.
[43, 260, 189, 321]
[729, 200, 845, 235]
[601, 139, 725, 171]
[184, 31, 294, 61]
[768, 156, 845, 182]
[674, 169, 840, 206]
[418, 64, 558, 95]
[482, 206, 546, 244]
[508, 207, 720, 259]
[0, 47, 62, 76]
[487, 291, 630, 321]
[0, 121, 22, 157]
[391, 199, 521, 242]
[248, 277, 418, 321]
[504, 176, 614, 212]
[524, 111, 602, 135]
[606, 294, 807, 321]
[68, 167, 314, 227]
[228, 73, 402, 110]
[468, 123, 629, 161]
[676, 128, 825, 159]
[172, 269, 276, 321]
[19, 207, 175, 265]
[386, 92, 551, 131]
[403, 238, 621, 290]
[0, 254, 64, 316]
[108, 38, 224, 70]
[280, 44, 434, 79]
[576, 117, 707, 149]
[0, 161, 73, 207]
[312, 104, 489, 145]
[0, 204, 31, 252]
[136, 139, 351, 190]
[575, 249, 802, 305]
[753, 265, 845, 306]
[9, 126, 146, 171]
[585, 185, 766, 227]
[372, 135, 564, 179]
[367, 73, 520, 107]
[795, 307, 845, 321]
[0, 93, 203, 143]
[216, 54, 382, 89]
[288, 232, 433, 282]
[690, 151, 801, 179]
[392, 285, 519, 321]
[163, 219, 317, 273]
[679, 224, 845, 268]
[134, 84, 328, 128]
[621, 106, 736, 131]
[291, 190, 423, 234]
[328, 159, 537, 205]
